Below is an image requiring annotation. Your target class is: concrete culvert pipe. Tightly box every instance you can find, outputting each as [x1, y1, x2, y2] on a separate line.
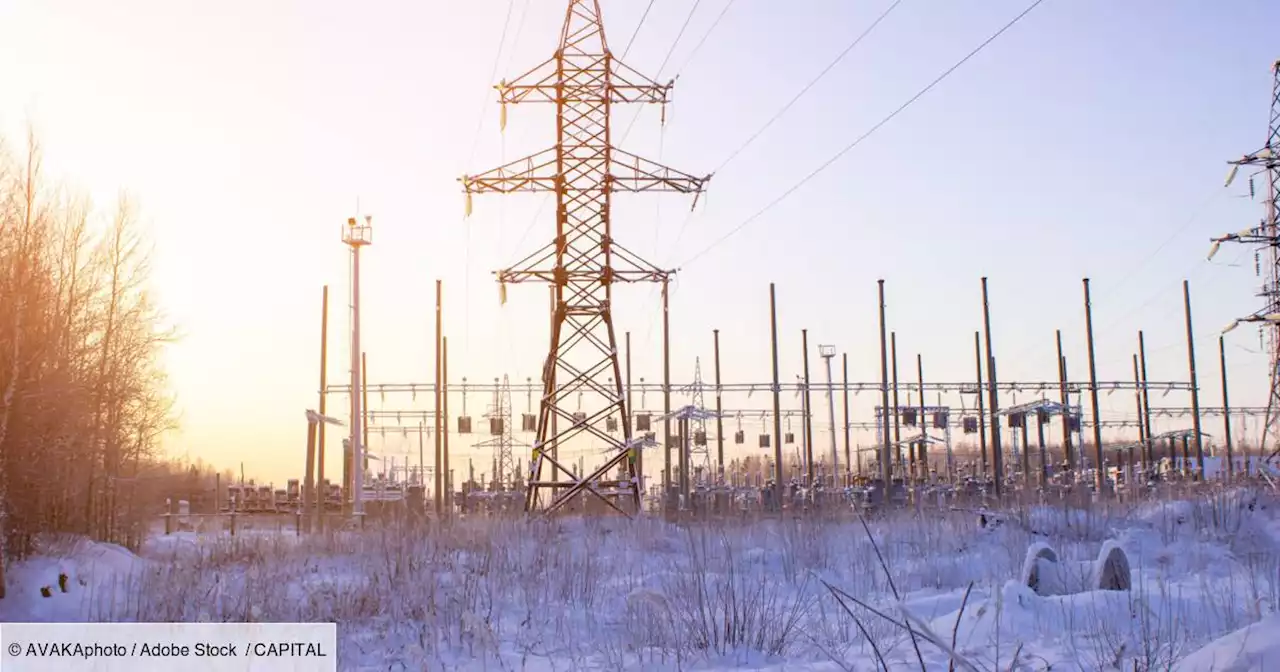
[1021, 540, 1131, 597]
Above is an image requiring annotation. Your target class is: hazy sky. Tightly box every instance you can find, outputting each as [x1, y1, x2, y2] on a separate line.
[1, 0, 1277, 486]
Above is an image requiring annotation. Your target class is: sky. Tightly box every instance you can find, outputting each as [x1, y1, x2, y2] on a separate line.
[0, 0, 1277, 487]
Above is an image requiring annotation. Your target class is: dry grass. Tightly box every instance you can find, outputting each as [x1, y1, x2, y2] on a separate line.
[21, 487, 1278, 670]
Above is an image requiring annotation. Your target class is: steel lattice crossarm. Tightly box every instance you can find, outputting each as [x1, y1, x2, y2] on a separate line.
[325, 379, 1193, 396]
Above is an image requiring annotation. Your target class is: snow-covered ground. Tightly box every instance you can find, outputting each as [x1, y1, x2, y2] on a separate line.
[2, 490, 1279, 671]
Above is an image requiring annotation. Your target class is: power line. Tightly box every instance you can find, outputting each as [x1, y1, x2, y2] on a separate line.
[622, 0, 658, 60]
[667, 0, 903, 254]
[1002, 185, 1228, 371]
[713, 0, 903, 175]
[618, 0, 704, 146]
[679, 0, 1048, 268]
[463, 0, 517, 172]
[673, 0, 737, 74]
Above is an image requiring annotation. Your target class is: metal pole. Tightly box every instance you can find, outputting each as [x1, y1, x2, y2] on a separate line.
[1083, 278, 1106, 493]
[842, 352, 852, 480]
[890, 332, 901, 477]
[713, 330, 725, 482]
[680, 415, 690, 502]
[304, 418, 317, 529]
[1183, 280, 1205, 479]
[802, 329, 815, 486]
[627, 331, 637, 489]
[1139, 331, 1154, 466]
[349, 246, 365, 517]
[1056, 330, 1072, 473]
[770, 283, 784, 505]
[1132, 354, 1147, 475]
[821, 346, 838, 486]
[917, 353, 927, 482]
[1035, 406, 1047, 487]
[1220, 335, 1234, 481]
[662, 277, 672, 497]
[315, 285, 329, 528]
[981, 277, 1003, 498]
[434, 279, 443, 514]
[877, 280, 892, 488]
[974, 331, 987, 480]
[361, 352, 370, 504]
[443, 336, 451, 513]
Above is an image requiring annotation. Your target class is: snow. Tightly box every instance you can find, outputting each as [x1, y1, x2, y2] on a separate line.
[0, 490, 1276, 670]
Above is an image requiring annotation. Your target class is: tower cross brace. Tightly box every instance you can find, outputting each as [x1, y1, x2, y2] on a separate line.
[462, 0, 710, 515]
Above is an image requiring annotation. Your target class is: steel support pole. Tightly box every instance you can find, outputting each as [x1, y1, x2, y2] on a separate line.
[842, 353, 853, 480]
[434, 279, 443, 514]
[877, 280, 892, 488]
[981, 278, 1003, 498]
[1220, 335, 1234, 481]
[350, 247, 365, 517]
[974, 332, 988, 479]
[1132, 354, 1147, 475]
[662, 278, 672, 497]
[1056, 330, 1072, 473]
[714, 329, 725, 482]
[1083, 278, 1105, 493]
[891, 332, 902, 476]
[917, 353, 927, 481]
[443, 337, 451, 513]
[822, 348, 838, 486]
[770, 283, 784, 505]
[315, 285, 329, 529]
[1183, 280, 1205, 479]
[1139, 331, 1154, 466]
[802, 329, 815, 486]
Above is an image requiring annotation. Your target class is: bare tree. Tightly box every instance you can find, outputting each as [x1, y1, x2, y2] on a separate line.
[0, 130, 179, 598]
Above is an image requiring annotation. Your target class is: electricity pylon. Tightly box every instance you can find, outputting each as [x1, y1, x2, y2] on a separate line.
[462, 0, 710, 515]
[1213, 59, 1280, 460]
[687, 358, 711, 480]
[474, 375, 525, 489]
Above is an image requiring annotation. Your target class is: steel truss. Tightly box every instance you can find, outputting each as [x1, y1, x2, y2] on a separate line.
[461, 0, 709, 515]
[1213, 59, 1280, 461]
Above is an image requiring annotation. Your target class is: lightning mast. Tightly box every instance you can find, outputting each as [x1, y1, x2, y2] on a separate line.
[342, 214, 373, 517]
[462, 0, 710, 515]
[1213, 59, 1280, 459]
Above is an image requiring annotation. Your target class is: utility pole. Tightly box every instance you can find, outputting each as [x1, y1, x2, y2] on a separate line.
[461, 0, 709, 515]
[342, 215, 372, 518]
[819, 345, 838, 485]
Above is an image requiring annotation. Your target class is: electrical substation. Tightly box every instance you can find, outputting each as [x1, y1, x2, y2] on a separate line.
[238, 6, 1279, 524]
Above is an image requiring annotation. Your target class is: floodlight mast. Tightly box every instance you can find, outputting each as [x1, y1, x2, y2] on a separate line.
[343, 215, 373, 517]
[1211, 59, 1280, 459]
[819, 345, 839, 484]
[460, 0, 710, 516]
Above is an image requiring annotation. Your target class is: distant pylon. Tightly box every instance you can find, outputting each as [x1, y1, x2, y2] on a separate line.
[1212, 59, 1280, 462]
[475, 375, 526, 489]
[461, 0, 710, 515]
[688, 358, 711, 480]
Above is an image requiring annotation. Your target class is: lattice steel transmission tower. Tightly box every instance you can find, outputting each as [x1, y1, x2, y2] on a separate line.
[687, 358, 711, 480]
[475, 375, 524, 489]
[462, 0, 710, 515]
[1213, 59, 1280, 458]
